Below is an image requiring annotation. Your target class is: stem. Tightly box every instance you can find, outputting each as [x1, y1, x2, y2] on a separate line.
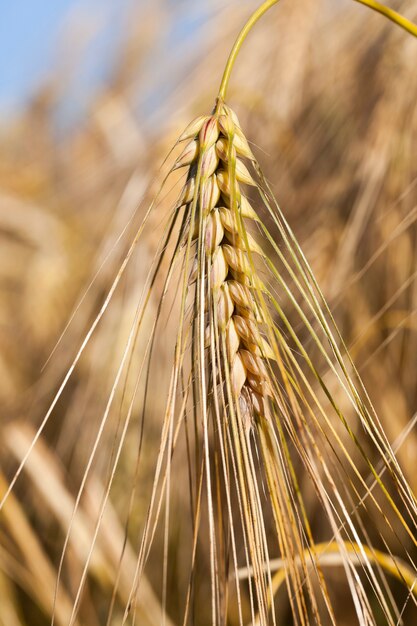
[217, 0, 280, 102]
[238, 540, 417, 617]
[217, 0, 417, 106]
[269, 541, 417, 598]
[353, 0, 417, 38]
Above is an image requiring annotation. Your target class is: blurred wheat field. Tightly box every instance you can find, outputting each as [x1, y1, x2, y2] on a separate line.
[0, 1, 416, 625]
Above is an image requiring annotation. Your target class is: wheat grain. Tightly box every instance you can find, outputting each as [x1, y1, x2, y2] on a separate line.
[178, 104, 275, 429]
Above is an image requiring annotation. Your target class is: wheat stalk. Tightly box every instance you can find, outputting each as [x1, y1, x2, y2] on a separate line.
[134, 92, 417, 624]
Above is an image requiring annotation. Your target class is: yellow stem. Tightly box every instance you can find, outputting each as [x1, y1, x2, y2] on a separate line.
[268, 541, 417, 598]
[241, 541, 417, 625]
[354, 0, 417, 38]
[217, 0, 281, 103]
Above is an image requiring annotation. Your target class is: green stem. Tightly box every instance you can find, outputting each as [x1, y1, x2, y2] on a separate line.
[354, 0, 417, 37]
[217, 0, 417, 106]
[217, 0, 280, 103]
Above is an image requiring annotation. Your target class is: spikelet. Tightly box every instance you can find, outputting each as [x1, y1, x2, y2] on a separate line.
[177, 103, 272, 422]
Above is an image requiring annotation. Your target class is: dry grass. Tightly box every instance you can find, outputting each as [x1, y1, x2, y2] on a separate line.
[0, 1, 416, 625]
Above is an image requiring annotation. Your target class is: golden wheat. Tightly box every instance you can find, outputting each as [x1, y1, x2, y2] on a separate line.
[1, 1, 417, 625]
[178, 105, 275, 427]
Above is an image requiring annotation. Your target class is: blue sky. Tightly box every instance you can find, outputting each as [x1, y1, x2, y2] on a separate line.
[0, 0, 238, 125]
[0, 0, 133, 116]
